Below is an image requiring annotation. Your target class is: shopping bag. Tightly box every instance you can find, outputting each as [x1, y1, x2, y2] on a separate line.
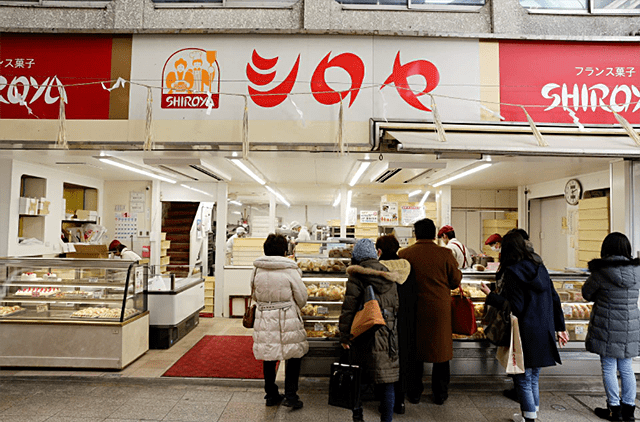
[483, 300, 512, 347]
[350, 285, 386, 339]
[451, 287, 477, 335]
[328, 360, 361, 409]
[496, 314, 525, 374]
[242, 303, 256, 329]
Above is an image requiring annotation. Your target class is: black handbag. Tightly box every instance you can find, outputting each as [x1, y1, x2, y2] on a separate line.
[328, 351, 361, 410]
[482, 300, 511, 347]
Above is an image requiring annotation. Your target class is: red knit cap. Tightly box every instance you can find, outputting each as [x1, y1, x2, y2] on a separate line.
[109, 239, 121, 251]
[437, 225, 454, 238]
[485, 233, 503, 245]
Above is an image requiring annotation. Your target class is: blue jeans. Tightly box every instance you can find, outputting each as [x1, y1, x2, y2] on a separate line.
[513, 367, 541, 420]
[353, 382, 395, 422]
[601, 356, 636, 407]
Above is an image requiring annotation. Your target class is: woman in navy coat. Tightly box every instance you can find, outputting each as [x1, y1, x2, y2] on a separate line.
[481, 232, 568, 422]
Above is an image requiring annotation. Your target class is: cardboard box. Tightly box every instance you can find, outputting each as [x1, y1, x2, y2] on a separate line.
[19, 197, 38, 215]
[75, 209, 98, 220]
[38, 198, 50, 215]
[578, 196, 609, 210]
[67, 244, 109, 259]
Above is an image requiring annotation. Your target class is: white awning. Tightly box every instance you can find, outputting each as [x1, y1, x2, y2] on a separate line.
[386, 125, 640, 158]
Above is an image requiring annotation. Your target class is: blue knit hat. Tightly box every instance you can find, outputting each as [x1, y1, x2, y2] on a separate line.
[352, 239, 378, 262]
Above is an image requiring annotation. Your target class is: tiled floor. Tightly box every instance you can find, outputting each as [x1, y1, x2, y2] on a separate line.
[0, 318, 636, 421]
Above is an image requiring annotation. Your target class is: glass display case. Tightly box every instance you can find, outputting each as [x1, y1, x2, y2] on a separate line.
[0, 258, 149, 369]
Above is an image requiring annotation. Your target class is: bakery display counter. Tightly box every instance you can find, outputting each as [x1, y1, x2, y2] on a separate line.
[0, 258, 149, 369]
[148, 267, 204, 349]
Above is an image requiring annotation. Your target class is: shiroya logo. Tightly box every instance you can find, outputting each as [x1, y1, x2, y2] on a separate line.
[161, 48, 219, 109]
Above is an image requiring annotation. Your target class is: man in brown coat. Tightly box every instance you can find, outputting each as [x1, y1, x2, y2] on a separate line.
[398, 218, 462, 405]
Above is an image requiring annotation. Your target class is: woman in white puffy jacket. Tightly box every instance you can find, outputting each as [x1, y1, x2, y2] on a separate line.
[252, 233, 309, 409]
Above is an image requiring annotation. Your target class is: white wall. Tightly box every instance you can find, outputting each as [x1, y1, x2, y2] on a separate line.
[103, 181, 153, 256]
[3, 160, 104, 257]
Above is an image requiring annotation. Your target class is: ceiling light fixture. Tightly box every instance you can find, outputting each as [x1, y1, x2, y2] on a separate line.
[432, 163, 492, 187]
[418, 191, 431, 207]
[370, 162, 390, 182]
[265, 185, 291, 207]
[408, 190, 422, 198]
[229, 200, 242, 206]
[180, 184, 213, 197]
[229, 159, 266, 185]
[349, 161, 371, 187]
[333, 192, 341, 207]
[98, 158, 177, 184]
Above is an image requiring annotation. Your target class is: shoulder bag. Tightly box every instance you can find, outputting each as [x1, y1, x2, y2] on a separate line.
[350, 284, 386, 339]
[242, 270, 257, 329]
[451, 286, 477, 335]
[482, 296, 511, 347]
[328, 349, 361, 410]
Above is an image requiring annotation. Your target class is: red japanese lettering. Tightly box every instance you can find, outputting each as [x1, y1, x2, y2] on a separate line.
[247, 50, 300, 108]
[311, 52, 364, 107]
[381, 52, 440, 112]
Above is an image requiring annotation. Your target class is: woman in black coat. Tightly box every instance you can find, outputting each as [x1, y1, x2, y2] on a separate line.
[582, 232, 640, 422]
[481, 232, 568, 422]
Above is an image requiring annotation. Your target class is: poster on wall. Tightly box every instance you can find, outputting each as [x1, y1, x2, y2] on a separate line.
[380, 203, 398, 226]
[401, 205, 425, 226]
[360, 210, 378, 224]
[347, 207, 357, 226]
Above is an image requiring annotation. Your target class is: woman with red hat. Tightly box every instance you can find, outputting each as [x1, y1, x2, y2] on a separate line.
[109, 240, 142, 261]
[485, 233, 503, 252]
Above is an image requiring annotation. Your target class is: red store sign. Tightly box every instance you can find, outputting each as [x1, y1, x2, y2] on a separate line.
[0, 34, 113, 119]
[499, 41, 640, 125]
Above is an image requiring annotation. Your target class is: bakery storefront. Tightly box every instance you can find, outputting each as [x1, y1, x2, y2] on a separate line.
[1, 34, 639, 373]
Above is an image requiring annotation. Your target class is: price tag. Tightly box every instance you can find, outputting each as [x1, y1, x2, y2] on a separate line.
[562, 305, 572, 317]
[317, 306, 329, 315]
[564, 283, 574, 290]
[93, 290, 103, 299]
[89, 277, 98, 283]
[320, 281, 330, 288]
[31, 291, 40, 298]
[36, 303, 48, 313]
[575, 325, 585, 334]
[314, 322, 325, 331]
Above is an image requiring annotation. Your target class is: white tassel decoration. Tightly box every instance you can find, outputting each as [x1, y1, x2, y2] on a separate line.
[143, 87, 154, 151]
[612, 109, 640, 147]
[243, 95, 249, 160]
[429, 94, 447, 143]
[337, 98, 345, 156]
[56, 88, 68, 149]
[522, 106, 548, 147]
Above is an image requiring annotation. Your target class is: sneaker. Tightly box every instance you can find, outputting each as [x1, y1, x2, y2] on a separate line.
[282, 397, 303, 409]
[265, 394, 284, 406]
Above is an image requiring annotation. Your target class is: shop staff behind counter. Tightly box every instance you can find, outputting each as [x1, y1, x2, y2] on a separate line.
[109, 240, 142, 261]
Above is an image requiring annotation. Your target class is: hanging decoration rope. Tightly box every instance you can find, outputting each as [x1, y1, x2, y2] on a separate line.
[143, 87, 154, 151]
[242, 95, 249, 160]
[522, 106, 548, 147]
[606, 106, 640, 147]
[55, 86, 68, 150]
[429, 93, 447, 143]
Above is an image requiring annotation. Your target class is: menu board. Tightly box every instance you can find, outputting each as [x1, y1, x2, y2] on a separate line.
[360, 210, 379, 224]
[380, 202, 398, 226]
[401, 205, 425, 226]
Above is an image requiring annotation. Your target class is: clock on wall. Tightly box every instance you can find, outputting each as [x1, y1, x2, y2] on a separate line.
[564, 179, 582, 206]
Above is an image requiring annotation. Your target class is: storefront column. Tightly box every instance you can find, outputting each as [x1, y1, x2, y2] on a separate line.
[518, 185, 528, 231]
[437, 185, 452, 227]
[150, 180, 162, 269]
[0, 159, 11, 257]
[610, 160, 633, 244]
[632, 161, 640, 255]
[269, 191, 276, 233]
[340, 186, 348, 238]
[214, 182, 228, 318]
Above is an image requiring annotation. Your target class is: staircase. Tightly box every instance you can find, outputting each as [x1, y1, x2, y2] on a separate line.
[162, 202, 199, 278]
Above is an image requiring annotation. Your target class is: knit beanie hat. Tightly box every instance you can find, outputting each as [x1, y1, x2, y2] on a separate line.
[352, 238, 378, 262]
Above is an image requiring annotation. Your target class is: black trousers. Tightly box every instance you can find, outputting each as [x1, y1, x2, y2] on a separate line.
[263, 358, 302, 400]
[408, 360, 450, 399]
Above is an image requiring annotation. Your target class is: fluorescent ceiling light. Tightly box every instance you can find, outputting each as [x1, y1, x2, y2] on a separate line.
[349, 161, 371, 187]
[228, 200, 242, 206]
[98, 158, 177, 184]
[230, 159, 266, 185]
[408, 190, 422, 198]
[432, 163, 492, 187]
[418, 191, 431, 207]
[333, 192, 341, 207]
[180, 184, 213, 197]
[232, 211, 242, 215]
[265, 185, 291, 207]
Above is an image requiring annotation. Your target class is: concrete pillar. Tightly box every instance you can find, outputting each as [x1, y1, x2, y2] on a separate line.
[214, 182, 228, 317]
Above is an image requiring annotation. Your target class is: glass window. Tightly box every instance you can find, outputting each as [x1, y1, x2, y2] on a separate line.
[519, 0, 586, 10]
[520, 0, 640, 12]
[594, 0, 640, 10]
[336, 0, 485, 7]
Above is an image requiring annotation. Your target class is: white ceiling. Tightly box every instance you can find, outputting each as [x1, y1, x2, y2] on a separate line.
[1, 149, 613, 206]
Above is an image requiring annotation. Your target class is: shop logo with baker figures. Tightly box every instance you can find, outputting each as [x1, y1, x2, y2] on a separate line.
[161, 48, 220, 109]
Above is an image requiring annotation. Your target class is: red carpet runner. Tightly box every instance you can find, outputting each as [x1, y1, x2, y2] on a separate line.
[163, 335, 268, 379]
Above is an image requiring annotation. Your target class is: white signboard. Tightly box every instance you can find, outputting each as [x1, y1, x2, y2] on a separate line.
[130, 35, 481, 123]
[380, 202, 398, 226]
[360, 210, 378, 224]
[401, 205, 425, 226]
